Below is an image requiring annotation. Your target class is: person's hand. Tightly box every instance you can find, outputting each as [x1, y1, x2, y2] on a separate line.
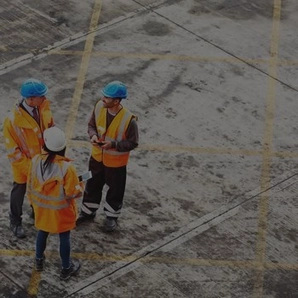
[90, 135, 99, 145]
[101, 141, 112, 149]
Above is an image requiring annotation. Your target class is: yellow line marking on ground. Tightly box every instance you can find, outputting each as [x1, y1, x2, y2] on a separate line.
[68, 139, 298, 158]
[47, 49, 298, 66]
[5, 46, 298, 66]
[0, 249, 34, 256]
[253, 1, 281, 297]
[1, 249, 298, 271]
[64, 0, 102, 142]
[27, 271, 42, 297]
[26, 0, 102, 295]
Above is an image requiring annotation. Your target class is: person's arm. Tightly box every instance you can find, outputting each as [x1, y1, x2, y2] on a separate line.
[3, 117, 30, 178]
[64, 164, 83, 200]
[113, 118, 139, 152]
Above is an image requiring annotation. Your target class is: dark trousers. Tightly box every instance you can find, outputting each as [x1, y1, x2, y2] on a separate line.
[81, 157, 127, 218]
[36, 230, 71, 269]
[9, 182, 26, 225]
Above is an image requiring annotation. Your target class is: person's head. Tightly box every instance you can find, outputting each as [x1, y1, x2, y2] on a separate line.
[43, 127, 66, 156]
[101, 81, 127, 108]
[20, 78, 48, 107]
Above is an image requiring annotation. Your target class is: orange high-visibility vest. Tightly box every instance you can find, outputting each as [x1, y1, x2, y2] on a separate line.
[91, 104, 135, 167]
[3, 99, 54, 183]
[27, 154, 83, 234]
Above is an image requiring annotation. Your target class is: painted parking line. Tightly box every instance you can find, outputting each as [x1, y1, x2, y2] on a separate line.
[25, 0, 102, 296]
[253, 0, 282, 297]
[64, 0, 102, 142]
[69, 139, 298, 158]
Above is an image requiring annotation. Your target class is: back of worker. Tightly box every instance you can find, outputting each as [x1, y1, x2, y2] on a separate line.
[27, 126, 82, 280]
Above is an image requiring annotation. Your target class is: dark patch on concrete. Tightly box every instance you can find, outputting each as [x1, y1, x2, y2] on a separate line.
[271, 226, 298, 244]
[185, 80, 208, 93]
[191, 0, 288, 20]
[0, 287, 31, 298]
[175, 154, 200, 168]
[188, 5, 212, 15]
[142, 20, 171, 36]
[230, 65, 245, 76]
[49, 11, 69, 27]
[263, 270, 298, 298]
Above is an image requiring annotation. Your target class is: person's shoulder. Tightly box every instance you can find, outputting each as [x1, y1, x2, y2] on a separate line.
[3, 105, 18, 124]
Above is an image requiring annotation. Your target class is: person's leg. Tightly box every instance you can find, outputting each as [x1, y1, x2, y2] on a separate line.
[77, 157, 105, 222]
[35, 230, 48, 271]
[104, 166, 127, 218]
[103, 166, 126, 231]
[59, 231, 80, 280]
[9, 182, 26, 225]
[59, 231, 71, 269]
[36, 230, 49, 259]
[9, 182, 26, 238]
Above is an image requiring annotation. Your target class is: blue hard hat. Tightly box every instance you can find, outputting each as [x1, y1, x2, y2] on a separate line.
[101, 81, 127, 99]
[20, 78, 48, 98]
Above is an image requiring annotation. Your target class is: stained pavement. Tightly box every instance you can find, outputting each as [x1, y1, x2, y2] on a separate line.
[0, 0, 298, 297]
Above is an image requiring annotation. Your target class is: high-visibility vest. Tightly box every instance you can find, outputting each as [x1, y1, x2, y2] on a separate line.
[91, 104, 135, 167]
[27, 154, 83, 234]
[3, 99, 54, 183]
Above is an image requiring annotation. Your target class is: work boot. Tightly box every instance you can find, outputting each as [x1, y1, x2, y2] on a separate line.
[76, 212, 96, 225]
[60, 260, 81, 281]
[10, 223, 26, 239]
[104, 217, 117, 232]
[35, 254, 46, 271]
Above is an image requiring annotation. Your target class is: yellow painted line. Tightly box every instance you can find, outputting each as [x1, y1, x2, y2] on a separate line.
[143, 257, 298, 271]
[139, 144, 263, 156]
[3, 133, 298, 158]
[0, 46, 8, 52]
[1, 248, 298, 274]
[5, 46, 298, 66]
[26, 0, 102, 295]
[253, 1, 281, 297]
[67, 139, 298, 158]
[0, 249, 34, 257]
[64, 0, 102, 142]
[48, 49, 298, 66]
[27, 271, 42, 296]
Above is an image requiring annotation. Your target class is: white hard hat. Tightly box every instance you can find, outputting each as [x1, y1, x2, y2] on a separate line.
[43, 127, 66, 152]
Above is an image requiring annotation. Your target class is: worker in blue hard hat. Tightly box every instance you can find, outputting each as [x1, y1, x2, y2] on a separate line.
[76, 81, 139, 232]
[3, 78, 55, 238]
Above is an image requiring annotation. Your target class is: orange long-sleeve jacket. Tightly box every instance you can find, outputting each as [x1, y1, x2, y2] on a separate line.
[3, 99, 54, 183]
[27, 154, 83, 234]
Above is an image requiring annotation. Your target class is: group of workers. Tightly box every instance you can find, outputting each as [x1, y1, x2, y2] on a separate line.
[2, 78, 139, 280]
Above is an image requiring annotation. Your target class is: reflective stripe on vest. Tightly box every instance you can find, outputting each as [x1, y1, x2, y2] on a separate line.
[29, 156, 70, 211]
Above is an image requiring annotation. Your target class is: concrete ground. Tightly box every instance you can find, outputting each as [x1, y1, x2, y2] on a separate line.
[0, 0, 298, 297]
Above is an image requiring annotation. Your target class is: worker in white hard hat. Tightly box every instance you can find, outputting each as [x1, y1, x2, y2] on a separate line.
[76, 81, 139, 232]
[26, 126, 82, 280]
[3, 78, 54, 238]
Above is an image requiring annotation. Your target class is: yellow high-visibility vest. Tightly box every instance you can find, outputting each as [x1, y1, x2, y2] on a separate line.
[91, 104, 135, 167]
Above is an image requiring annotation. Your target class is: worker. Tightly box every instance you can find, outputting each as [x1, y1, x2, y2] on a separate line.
[3, 78, 54, 238]
[27, 126, 82, 280]
[76, 81, 139, 232]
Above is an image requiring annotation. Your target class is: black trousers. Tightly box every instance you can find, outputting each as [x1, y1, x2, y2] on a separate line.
[81, 157, 127, 218]
[9, 182, 26, 225]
